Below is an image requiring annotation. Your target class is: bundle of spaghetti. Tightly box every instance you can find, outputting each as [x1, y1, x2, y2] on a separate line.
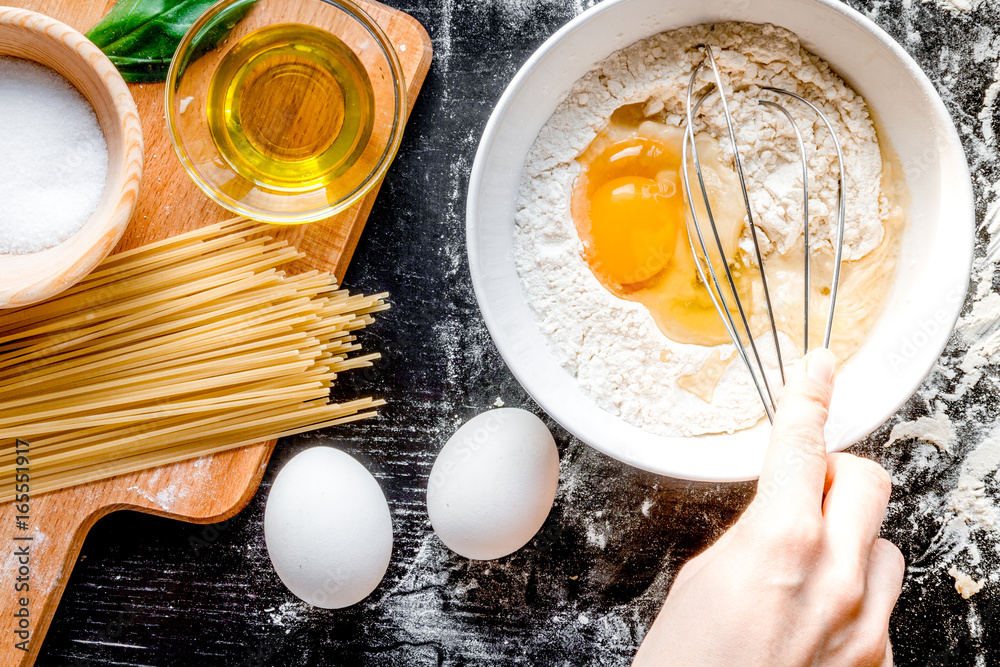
[0, 219, 389, 501]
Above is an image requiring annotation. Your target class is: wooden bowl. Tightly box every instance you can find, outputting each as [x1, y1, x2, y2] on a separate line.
[0, 7, 143, 308]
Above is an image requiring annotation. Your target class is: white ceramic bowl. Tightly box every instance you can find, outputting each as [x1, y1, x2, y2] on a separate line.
[466, 0, 974, 481]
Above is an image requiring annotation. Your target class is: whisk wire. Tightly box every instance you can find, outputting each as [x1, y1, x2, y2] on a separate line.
[763, 87, 848, 348]
[758, 99, 811, 352]
[681, 132, 777, 423]
[681, 46, 846, 422]
[682, 64, 778, 420]
[701, 47, 787, 387]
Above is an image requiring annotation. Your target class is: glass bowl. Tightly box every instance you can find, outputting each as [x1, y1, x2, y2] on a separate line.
[165, 0, 406, 224]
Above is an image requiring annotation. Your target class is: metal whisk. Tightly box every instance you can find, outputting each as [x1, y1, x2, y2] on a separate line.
[680, 45, 846, 422]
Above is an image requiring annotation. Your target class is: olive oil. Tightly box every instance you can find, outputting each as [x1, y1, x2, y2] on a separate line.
[206, 23, 375, 194]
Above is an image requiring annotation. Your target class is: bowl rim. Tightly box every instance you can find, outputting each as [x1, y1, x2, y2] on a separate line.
[466, 0, 975, 481]
[164, 0, 408, 225]
[0, 6, 144, 308]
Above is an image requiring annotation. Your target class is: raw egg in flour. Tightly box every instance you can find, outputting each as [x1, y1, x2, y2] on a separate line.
[572, 105, 749, 346]
[575, 138, 683, 287]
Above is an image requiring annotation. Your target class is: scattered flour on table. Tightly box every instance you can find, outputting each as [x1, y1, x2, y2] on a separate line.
[946, 426, 1000, 540]
[586, 524, 607, 549]
[945, 203, 1000, 399]
[902, 202, 1000, 600]
[453, 0, 603, 32]
[268, 601, 305, 632]
[949, 565, 986, 599]
[0, 57, 107, 255]
[927, 0, 983, 13]
[641, 499, 654, 517]
[978, 61, 1000, 146]
[885, 407, 957, 453]
[514, 22, 889, 436]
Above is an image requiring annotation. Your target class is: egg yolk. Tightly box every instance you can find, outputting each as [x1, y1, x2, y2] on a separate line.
[572, 122, 750, 346]
[575, 138, 683, 287]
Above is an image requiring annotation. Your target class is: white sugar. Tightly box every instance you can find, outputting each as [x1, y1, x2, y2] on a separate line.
[0, 57, 108, 255]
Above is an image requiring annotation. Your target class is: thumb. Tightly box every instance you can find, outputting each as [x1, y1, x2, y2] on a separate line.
[756, 347, 836, 512]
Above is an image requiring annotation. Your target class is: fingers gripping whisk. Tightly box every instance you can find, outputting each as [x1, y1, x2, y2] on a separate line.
[680, 45, 846, 422]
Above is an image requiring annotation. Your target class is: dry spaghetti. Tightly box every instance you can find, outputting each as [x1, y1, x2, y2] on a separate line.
[0, 219, 388, 501]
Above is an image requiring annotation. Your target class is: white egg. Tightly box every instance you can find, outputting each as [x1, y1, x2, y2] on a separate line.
[427, 408, 559, 560]
[264, 447, 393, 609]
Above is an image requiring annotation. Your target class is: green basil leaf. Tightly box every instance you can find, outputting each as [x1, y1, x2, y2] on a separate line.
[86, 0, 254, 83]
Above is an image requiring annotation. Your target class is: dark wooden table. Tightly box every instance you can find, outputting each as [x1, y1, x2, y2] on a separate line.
[35, 0, 1000, 665]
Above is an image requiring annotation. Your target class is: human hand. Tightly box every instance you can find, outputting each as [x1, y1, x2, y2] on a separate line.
[633, 348, 904, 667]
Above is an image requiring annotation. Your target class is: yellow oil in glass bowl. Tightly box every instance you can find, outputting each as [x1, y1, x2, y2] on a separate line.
[206, 23, 375, 195]
[165, 0, 407, 224]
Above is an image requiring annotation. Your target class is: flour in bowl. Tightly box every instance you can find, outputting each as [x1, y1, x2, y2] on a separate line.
[513, 22, 903, 436]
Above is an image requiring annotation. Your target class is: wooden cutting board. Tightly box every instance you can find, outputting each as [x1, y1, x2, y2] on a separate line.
[0, 1, 431, 664]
